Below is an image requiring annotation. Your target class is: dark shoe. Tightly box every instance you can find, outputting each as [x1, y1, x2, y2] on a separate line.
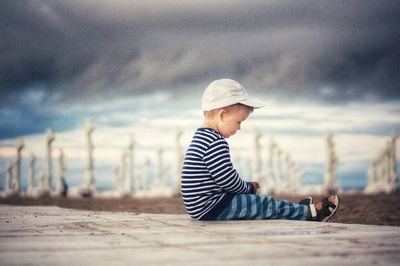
[300, 195, 340, 222]
[298, 196, 313, 206]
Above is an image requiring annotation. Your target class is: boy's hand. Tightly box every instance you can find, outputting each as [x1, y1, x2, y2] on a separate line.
[251, 181, 260, 193]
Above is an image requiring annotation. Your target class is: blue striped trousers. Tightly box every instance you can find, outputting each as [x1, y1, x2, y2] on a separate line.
[215, 194, 308, 221]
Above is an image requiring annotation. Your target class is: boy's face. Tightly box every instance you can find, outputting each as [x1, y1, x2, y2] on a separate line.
[218, 107, 251, 138]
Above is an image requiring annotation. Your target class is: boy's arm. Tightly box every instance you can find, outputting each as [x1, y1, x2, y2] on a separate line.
[204, 139, 255, 194]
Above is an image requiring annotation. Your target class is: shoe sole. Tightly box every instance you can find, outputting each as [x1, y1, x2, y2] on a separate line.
[322, 195, 339, 222]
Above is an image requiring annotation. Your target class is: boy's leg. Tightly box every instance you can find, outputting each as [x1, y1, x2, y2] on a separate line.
[215, 194, 308, 221]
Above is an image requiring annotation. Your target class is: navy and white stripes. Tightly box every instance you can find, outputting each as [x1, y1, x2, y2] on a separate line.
[215, 194, 308, 221]
[181, 128, 254, 220]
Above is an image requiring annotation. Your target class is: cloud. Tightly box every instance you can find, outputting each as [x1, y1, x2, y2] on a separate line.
[1, 0, 400, 110]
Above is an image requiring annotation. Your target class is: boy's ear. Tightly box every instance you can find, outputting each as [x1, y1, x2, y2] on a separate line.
[218, 109, 226, 121]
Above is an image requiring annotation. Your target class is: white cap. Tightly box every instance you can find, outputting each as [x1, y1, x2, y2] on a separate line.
[202, 79, 265, 111]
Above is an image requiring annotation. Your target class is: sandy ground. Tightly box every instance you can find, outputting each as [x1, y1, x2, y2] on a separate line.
[1, 192, 400, 226]
[2, 206, 400, 265]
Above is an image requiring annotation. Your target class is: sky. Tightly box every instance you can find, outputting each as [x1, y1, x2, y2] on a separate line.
[0, 0, 399, 191]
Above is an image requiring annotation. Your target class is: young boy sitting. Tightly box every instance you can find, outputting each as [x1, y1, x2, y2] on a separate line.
[181, 79, 339, 222]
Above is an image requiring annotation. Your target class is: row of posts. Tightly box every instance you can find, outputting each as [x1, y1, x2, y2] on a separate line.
[3, 121, 95, 198]
[2, 125, 336, 197]
[365, 130, 398, 193]
[251, 129, 305, 194]
[6, 122, 387, 198]
[2, 119, 183, 198]
[113, 128, 183, 197]
[251, 129, 339, 195]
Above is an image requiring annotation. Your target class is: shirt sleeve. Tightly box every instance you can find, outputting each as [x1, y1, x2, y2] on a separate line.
[203, 138, 254, 194]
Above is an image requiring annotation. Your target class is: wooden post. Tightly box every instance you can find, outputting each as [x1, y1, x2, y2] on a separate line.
[377, 150, 386, 183]
[324, 130, 338, 194]
[85, 119, 95, 192]
[287, 161, 295, 192]
[371, 160, 378, 184]
[268, 139, 276, 187]
[44, 129, 55, 191]
[365, 130, 398, 194]
[120, 153, 127, 193]
[113, 165, 120, 191]
[246, 158, 253, 184]
[234, 155, 242, 177]
[157, 147, 165, 187]
[383, 142, 391, 183]
[135, 172, 142, 192]
[389, 130, 398, 185]
[127, 135, 135, 194]
[5, 162, 13, 195]
[296, 167, 304, 194]
[284, 153, 292, 191]
[283, 153, 290, 180]
[254, 129, 262, 182]
[143, 157, 151, 190]
[367, 162, 374, 186]
[275, 147, 283, 184]
[28, 153, 36, 192]
[14, 138, 24, 193]
[174, 128, 183, 194]
[56, 149, 66, 195]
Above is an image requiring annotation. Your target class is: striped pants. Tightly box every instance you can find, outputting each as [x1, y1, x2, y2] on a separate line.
[215, 194, 308, 221]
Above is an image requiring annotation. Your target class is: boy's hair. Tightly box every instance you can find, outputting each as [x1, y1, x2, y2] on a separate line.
[203, 103, 254, 118]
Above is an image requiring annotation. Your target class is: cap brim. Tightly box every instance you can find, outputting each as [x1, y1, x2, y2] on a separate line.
[239, 98, 266, 109]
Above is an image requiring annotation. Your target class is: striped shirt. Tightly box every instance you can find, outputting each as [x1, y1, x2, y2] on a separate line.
[181, 128, 255, 220]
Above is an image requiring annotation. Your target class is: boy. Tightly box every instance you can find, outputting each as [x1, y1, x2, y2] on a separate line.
[181, 79, 339, 222]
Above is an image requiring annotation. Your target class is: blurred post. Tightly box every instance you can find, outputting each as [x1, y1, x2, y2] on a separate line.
[44, 129, 55, 192]
[367, 161, 376, 187]
[296, 167, 304, 194]
[365, 129, 398, 194]
[268, 139, 276, 187]
[14, 138, 24, 193]
[56, 148, 67, 196]
[389, 130, 398, 185]
[157, 147, 165, 187]
[84, 119, 95, 194]
[383, 142, 391, 183]
[324, 130, 338, 194]
[275, 146, 282, 185]
[246, 158, 253, 184]
[254, 129, 262, 182]
[234, 155, 242, 177]
[143, 157, 151, 190]
[174, 128, 183, 195]
[120, 153, 127, 193]
[284, 153, 292, 192]
[28, 153, 36, 194]
[5, 162, 13, 195]
[113, 165, 120, 193]
[127, 135, 135, 194]
[377, 150, 385, 183]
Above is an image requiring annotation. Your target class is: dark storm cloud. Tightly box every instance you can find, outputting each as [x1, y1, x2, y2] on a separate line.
[1, 0, 400, 107]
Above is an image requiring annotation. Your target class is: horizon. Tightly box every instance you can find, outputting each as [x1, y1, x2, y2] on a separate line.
[1, 94, 399, 192]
